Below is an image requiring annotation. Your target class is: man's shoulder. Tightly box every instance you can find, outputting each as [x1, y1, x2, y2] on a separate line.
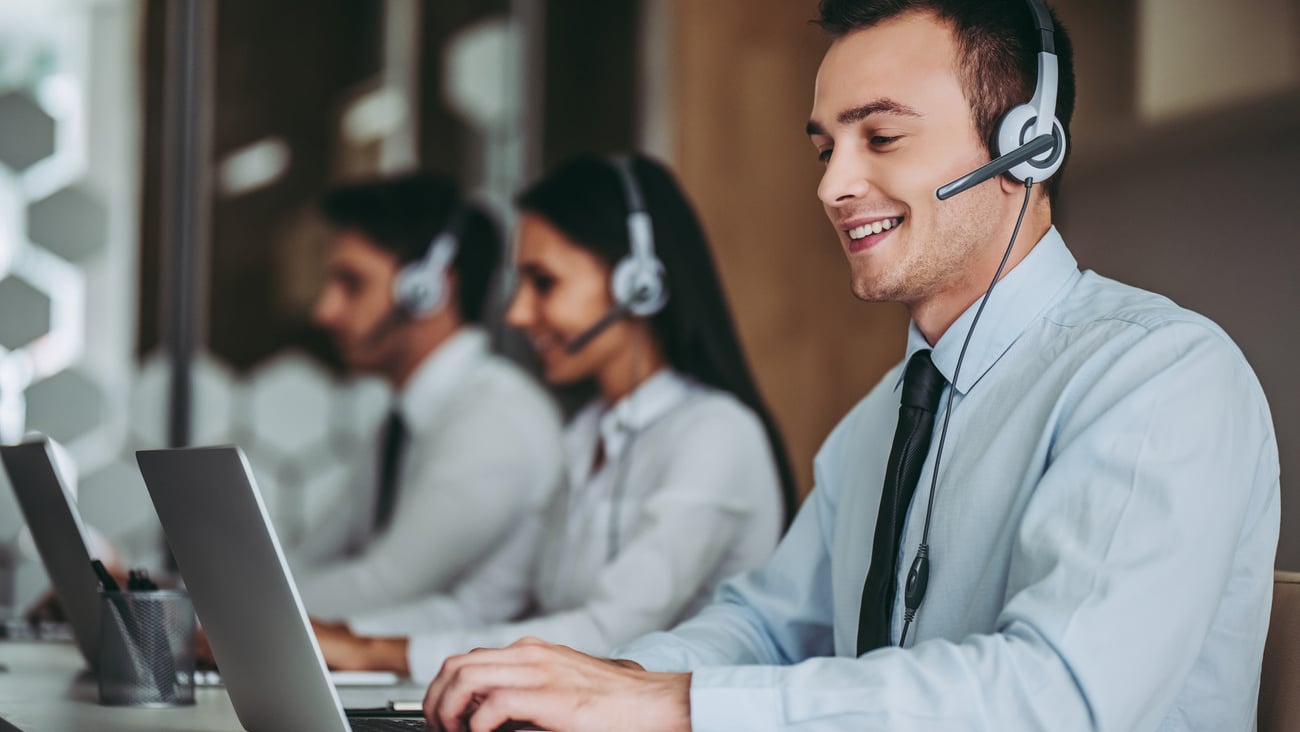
[1035, 271, 1271, 427]
[1029, 270, 1258, 376]
[422, 353, 563, 449]
[813, 360, 906, 466]
[1048, 270, 1231, 344]
[454, 353, 556, 411]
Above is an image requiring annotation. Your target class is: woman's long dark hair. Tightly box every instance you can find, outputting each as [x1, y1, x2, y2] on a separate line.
[517, 153, 798, 526]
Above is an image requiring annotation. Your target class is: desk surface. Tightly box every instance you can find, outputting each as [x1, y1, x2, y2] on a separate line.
[0, 640, 426, 731]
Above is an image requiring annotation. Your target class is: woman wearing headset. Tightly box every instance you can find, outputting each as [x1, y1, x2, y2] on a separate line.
[313, 153, 797, 682]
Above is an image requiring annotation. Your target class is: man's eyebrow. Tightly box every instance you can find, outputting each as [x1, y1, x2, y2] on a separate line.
[839, 99, 922, 125]
[806, 98, 923, 137]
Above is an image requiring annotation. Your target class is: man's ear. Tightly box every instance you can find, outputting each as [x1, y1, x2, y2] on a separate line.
[997, 171, 1023, 196]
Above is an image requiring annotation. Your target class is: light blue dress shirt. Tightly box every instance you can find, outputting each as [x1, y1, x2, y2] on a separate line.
[617, 228, 1280, 731]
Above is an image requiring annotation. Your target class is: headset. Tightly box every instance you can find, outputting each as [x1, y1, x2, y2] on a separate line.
[935, 0, 1066, 201]
[366, 207, 465, 345]
[900, 0, 1064, 645]
[564, 156, 670, 355]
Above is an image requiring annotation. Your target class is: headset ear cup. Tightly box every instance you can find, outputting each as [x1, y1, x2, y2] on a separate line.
[612, 255, 668, 317]
[996, 103, 1066, 184]
[393, 261, 445, 316]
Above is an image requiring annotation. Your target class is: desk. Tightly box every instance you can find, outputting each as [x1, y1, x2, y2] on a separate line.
[0, 640, 427, 731]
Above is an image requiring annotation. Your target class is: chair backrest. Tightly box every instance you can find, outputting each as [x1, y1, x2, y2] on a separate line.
[1260, 571, 1300, 732]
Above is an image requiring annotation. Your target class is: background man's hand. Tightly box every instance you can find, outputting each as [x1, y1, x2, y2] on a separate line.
[422, 637, 691, 732]
[310, 618, 409, 674]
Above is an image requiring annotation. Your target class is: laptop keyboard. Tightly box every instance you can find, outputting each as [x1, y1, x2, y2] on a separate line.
[349, 718, 428, 731]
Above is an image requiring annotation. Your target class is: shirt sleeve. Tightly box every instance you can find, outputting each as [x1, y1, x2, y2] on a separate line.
[294, 398, 563, 620]
[286, 464, 369, 569]
[614, 462, 838, 672]
[668, 323, 1279, 732]
[404, 406, 783, 682]
[346, 506, 546, 637]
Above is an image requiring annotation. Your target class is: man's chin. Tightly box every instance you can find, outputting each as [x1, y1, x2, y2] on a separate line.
[337, 350, 384, 376]
[542, 363, 582, 387]
[848, 274, 895, 303]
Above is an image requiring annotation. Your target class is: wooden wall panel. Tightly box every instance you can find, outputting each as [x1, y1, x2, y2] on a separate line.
[668, 0, 909, 499]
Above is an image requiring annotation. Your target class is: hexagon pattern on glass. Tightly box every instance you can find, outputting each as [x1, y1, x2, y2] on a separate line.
[129, 351, 236, 448]
[0, 91, 57, 173]
[0, 275, 53, 350]
[23, 369, 104, 444]
[118, 348, 387, 561]
[244, 351, 335, 459]
[26, 185, 108, 263]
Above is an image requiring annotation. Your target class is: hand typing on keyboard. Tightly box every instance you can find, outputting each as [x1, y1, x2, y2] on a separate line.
[421, 637, 687, 732]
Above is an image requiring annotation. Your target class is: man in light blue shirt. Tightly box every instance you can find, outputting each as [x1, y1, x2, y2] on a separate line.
[418, 1, 1281, 730]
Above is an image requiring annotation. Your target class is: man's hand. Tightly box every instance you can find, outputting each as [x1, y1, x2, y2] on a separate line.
[25, 559, 129, 624]
[422, 637, 691, 732]
[310, 618, 410, 674]
[195, 626, 217, 670]
[23, 588, 66, 624]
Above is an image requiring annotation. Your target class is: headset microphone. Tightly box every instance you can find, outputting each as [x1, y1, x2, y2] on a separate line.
[564, 303, 632, 354]
[562, 156, 668, 356]
[936, 133, 1055, 200]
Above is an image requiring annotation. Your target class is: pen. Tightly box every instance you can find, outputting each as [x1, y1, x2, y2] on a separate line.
[91, 559, 120, 592]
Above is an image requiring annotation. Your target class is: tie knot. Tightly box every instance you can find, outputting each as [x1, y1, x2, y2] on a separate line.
[900, 349, 947, 413]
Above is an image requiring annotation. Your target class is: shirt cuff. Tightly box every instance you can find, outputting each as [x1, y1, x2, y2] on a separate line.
[689, 665, 783, 732]
[405, 633, 462, 683]
[612, 633, 689, 672]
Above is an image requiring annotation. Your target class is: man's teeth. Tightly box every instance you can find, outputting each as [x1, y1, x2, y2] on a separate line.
[847, 217, 902, 241]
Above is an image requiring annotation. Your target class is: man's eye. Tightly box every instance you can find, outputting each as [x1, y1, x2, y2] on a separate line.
[817, 149, 832, 164]
[871, 135, 901, 146]
[532, 275, 556, 295]
[338, 274, 362, 296]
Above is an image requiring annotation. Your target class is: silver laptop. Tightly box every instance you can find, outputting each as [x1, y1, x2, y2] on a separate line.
[136, 446, 425, 732]
[0, 438, 103, 671]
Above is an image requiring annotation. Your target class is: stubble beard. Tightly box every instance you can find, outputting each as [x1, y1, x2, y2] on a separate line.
[847, 188, 1000, 307]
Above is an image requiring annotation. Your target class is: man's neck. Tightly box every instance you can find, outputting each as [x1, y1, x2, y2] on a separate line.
[389, 318, 462, 391]
[911, 217, 1052, 345]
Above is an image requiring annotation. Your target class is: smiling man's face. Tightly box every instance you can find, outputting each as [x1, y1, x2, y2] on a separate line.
[808, 10, 1006, 307]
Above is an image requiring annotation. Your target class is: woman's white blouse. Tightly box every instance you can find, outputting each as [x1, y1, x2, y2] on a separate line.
[349, 369, 784, 682]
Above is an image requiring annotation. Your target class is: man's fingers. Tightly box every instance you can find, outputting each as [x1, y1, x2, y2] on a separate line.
[424, 649, 479, 717]
[424, 643, 567, 728]
[467, 689, 555, 732]
[432, 663, 549, 732]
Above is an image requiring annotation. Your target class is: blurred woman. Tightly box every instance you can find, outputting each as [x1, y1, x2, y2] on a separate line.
[313, 153, 796, 681]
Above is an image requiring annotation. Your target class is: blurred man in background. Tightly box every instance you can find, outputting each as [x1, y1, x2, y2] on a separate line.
[292, 173, 564, 625]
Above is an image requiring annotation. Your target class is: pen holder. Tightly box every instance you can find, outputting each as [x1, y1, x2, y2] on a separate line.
[96, 589, 196, 707]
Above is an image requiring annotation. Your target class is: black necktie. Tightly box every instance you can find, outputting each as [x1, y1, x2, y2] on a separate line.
[374, 411, 408, 533]
[857, 349, 948, 654]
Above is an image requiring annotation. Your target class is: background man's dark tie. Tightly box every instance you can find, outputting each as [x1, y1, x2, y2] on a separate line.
[373, 410, 408, 533]
[857, 349, 948, 654]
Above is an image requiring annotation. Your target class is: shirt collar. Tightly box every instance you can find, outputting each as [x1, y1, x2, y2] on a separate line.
[393, 326, 490, 431]
[898, 226, 1080, 395]
[597, 368, 695, 462]
[565, 368, 695, 483]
